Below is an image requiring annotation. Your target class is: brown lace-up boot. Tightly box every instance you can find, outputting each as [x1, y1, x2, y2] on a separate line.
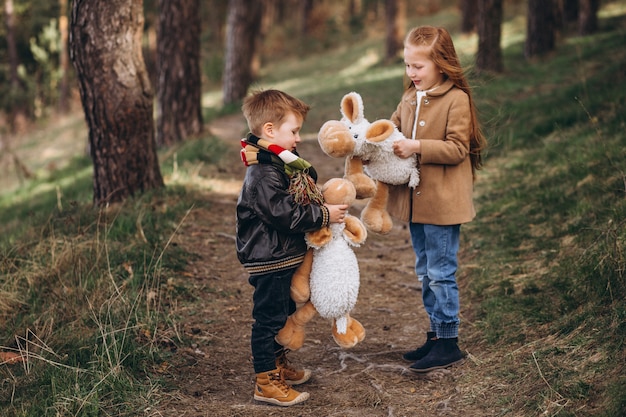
[275, 349, 312, 385]
[254, 368, 310, 406]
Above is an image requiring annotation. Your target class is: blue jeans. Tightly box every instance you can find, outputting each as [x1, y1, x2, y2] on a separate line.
[248, 268, 296, 373]
[409, 223, 460, 339]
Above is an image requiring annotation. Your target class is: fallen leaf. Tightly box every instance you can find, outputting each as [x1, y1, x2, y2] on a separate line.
[0, 351, 23, 364]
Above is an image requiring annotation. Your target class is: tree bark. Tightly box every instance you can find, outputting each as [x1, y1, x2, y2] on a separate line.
[476, 0, 503, 73]
[206, 0, 229, 47]
[385, 0, 405, 62]
[525, 0, 556, 59]
[58, 0, 71, 113]
[4, 0, 27, 132]
[579, 0, 601, 35]
[156, 0, 203, 147]
[70, 0, 164, 206]
[553, 0, 582, 33]
[301, 0, 314, 37]
[4, 0, 19, 88]
[460, 0, 478, 33]
[349, 0, 362, 16]
[562, 0, 579, 24]
[222, 0, 263, 105]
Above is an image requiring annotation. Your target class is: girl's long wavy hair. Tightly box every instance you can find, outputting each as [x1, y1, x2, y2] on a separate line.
[405, 26, 487, 178]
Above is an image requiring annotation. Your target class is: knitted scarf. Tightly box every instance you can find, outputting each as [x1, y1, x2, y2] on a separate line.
[240, 133, 324, 206]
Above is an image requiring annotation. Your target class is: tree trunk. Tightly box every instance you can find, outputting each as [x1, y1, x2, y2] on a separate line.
[385, 0, 405, 62]
[460, 0, 478, 33]
[70, 0, 164, 206]
[206, 0, 229, 47]
[156, 0, 203, 147]
[222, 0, 263, 105]
[301, 0, 314, 37]
[579, 0, 601, 35]
[562, 0, 579, 24]
[525, 0, 556, 59]
[4, 0, 27, 132]
[349, 0, 362, 16]
[4, 0, 19, 88]
[476, 0, 503, 73]
[58, 0, 70, 113]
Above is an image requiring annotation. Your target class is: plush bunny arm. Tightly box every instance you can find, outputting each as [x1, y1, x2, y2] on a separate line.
[291, 249, 313, 303]
[276, 301, 318, 351]
[345, 157, 376, 199]
[289, 301, 317, 326]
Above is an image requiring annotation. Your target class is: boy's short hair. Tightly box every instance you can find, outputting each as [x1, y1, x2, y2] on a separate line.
[242, 89, 311, 137]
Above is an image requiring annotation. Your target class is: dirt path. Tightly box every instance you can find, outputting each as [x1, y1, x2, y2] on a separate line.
[157, 115, 489, 416]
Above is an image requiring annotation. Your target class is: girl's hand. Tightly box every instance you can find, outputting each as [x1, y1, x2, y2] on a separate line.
[393, 139, 421, 158]
[325, 203, 349, 223]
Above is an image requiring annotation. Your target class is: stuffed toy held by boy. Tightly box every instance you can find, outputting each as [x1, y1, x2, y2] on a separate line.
[276, 178, 367, 350]
[317, 92, 420, 234]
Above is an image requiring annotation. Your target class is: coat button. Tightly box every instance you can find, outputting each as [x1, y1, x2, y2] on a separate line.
[419, 120, 426, 127]
[424, 99, 429, 104]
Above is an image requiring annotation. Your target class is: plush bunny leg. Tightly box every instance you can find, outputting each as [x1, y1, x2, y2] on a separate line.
[360, 181, 393, 234]
[347, 316, 366, 344]
[345, 157, 376, 199]
[276, 301, 318, 351]
[332, 314, 366, 349]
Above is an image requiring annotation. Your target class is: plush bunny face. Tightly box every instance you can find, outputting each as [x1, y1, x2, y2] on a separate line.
[316, 92, 372, 159]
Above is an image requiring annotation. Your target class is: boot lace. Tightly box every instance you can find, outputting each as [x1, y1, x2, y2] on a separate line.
[276, 349, 298, 375]
[269, 369, 290, 393]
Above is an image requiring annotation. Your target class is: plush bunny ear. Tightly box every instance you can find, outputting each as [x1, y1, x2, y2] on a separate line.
[340, 92, 364, 124]
[365, 119, 395, 143]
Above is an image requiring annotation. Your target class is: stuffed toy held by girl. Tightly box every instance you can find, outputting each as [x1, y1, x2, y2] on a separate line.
[276, 178, 367, 350]
[317, 92, 377, 200]
[317, 92, 420, 234]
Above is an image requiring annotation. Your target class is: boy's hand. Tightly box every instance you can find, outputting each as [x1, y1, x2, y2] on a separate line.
[325, 204, 349, 223]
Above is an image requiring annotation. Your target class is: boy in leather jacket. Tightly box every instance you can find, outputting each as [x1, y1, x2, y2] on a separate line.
[236, 89, 347, 406]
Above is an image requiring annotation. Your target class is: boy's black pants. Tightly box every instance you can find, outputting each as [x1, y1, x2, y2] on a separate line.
[248, 267, 297, 373]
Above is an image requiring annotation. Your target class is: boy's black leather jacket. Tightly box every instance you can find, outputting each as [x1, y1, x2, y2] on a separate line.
[236, 162, 328, 276]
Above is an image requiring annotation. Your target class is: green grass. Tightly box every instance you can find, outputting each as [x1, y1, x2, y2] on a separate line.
[458, 10, 626, 414]
[2, 3, 626, 416]
[0, 159, 210, 415]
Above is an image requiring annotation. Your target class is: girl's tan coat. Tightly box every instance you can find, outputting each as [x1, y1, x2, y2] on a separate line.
[387, 79, 475, 225]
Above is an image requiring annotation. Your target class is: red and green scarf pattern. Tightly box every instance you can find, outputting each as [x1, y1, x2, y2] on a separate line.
[240, 133, 324, 206]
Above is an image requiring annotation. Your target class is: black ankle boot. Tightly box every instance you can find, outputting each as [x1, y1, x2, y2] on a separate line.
[409, 337, 464, 373]
[402, 331, 437, 362]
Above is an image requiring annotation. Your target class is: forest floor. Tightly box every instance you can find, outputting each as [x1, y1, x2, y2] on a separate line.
[156, 114, 494, 417]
